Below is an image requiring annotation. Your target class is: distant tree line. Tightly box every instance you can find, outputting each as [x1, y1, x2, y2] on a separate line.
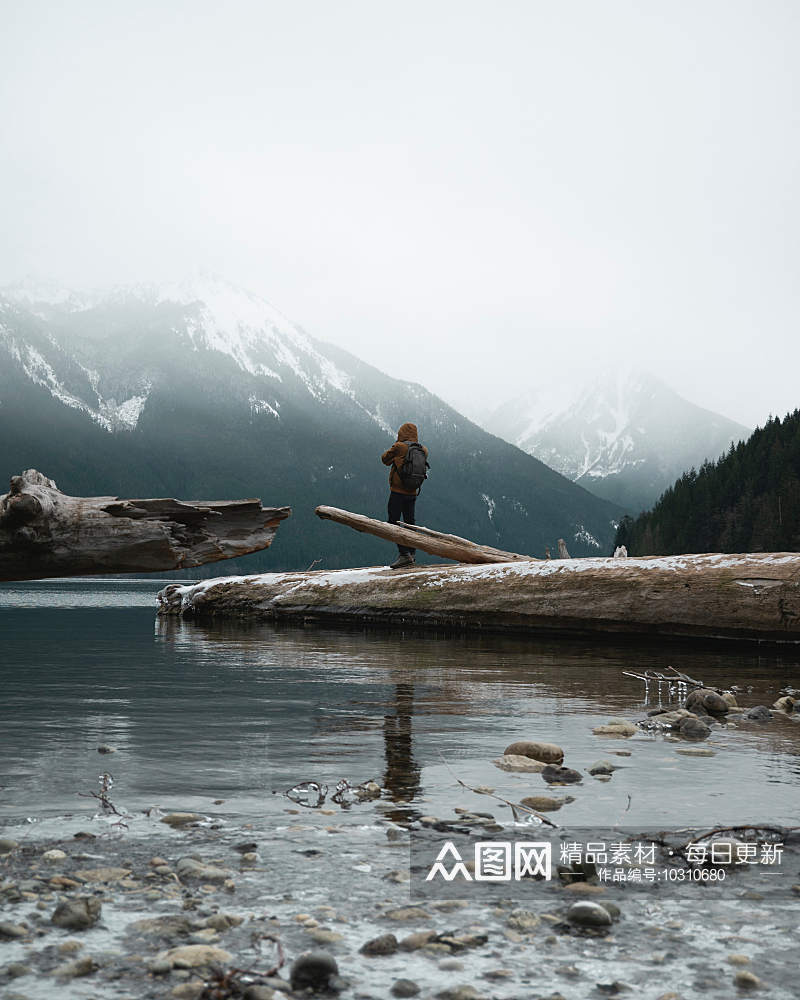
[614, 409, 800, 555]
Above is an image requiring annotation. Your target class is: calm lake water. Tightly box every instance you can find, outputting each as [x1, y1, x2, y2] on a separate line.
[1, 578, 799, 833]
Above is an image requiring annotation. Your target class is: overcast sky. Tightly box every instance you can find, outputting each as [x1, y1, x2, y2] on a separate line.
[2, 1, 797, 428]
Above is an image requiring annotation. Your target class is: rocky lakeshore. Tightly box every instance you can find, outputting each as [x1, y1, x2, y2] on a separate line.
[2, 727, 799, 1000]
[156, 553, 800, 645]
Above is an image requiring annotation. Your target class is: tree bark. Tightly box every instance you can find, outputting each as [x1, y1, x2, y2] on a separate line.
[0, 469, 291, 582]
[315, 505, 535, 564]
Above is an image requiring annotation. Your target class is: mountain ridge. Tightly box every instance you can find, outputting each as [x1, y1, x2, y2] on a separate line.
[0, 278, 622, 572]
[482, 367, 750, 514]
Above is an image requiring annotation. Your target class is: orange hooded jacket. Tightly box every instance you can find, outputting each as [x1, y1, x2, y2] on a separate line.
[381, 422, 428, 495]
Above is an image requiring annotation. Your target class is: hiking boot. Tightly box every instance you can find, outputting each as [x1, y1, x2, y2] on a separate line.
[390, 554, 415, 570]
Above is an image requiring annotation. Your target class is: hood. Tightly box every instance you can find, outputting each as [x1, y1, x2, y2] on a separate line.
[397, 422, 418, 442]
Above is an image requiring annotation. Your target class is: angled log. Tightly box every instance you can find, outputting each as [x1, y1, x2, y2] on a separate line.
[315, 505, 535, 564]
[0, 469, 291, 582]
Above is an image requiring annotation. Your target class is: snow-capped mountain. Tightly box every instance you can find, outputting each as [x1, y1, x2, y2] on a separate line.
[483, 369, 750, 513]
[0, 278, 622, 570]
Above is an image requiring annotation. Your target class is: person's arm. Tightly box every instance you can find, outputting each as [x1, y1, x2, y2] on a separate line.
[381, 443, 401, 466]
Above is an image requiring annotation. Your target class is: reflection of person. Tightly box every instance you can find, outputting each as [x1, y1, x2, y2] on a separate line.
[381, 422, 428, 570]
[383, 683, 422, 803]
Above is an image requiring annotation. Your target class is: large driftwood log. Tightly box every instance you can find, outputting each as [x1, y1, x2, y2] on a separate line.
[0, 470, 291, 582]
[157, 552, 800, 645]
[315, 505, 535, 564]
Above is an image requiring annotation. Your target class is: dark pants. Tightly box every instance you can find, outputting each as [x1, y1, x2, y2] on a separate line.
[388, 491, 416, 556]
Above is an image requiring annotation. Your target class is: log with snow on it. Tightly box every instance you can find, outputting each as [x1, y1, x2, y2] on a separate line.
[314, 505, 535, 564]
[156, 551, 800, 645]
[0, 469, 291, 582]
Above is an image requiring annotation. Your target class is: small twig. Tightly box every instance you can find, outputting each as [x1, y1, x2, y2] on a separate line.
[306, 558, 322, 571]
[436, 750, 558, 829]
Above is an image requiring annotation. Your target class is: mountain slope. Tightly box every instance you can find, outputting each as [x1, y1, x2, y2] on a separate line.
[0, 278, 622, 572]
[483, 369, 750, 514]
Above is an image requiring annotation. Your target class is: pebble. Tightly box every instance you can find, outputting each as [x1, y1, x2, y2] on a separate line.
[97, 744, 116, 754]
[176, 857, 231, 884]
[5, 963, 31, 978]
[399, 930, 437, 951]
[307, 928, 343, 945]
[593, 719, 637, 737]
[435, 987, 483, 1000]
[727, 954, 751, 966]
[360, 932, 398, 955]
[161, 813, 205, 827]
[0, 838, 19, 854]
[492, 754, 548, 773]
[675, 747, 716, 756]
[0, 921, 28, 939]
[742, 706, 772, 721]
[503, 740, 564, 763]
[51, 955, 97, 979]
[678, 717, 711, 740]
[734, 970, 762, 990]
[243, 987, 276, 1000]
[385, 905, 429, 921]
[520, 795, 573, 812]
[157, 945, 234, 969]
[566, 901, 613, 927]
[506, 909, 540, 932]
[439, 958, 465, 970]
[51, 897, 102, 930]
[542, 765, 582, 784]
[42, 849, 67, 862]
[588, 760, 618, 775]
[289, 951, 339, 991]
[74, 866, 131, 883]
[392, 980, 421, 998]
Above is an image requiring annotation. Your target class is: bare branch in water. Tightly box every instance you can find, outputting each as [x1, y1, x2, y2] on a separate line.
[436, 750, 558, 829]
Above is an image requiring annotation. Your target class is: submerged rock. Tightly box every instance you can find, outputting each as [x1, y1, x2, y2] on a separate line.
[678, 716, 711, 740]
[51, 897, 101, 931]
[587, 760, 618, 776]
[742, 706, 773, 721]
[0, 838, 18, 855]
[161, 812, 205, 828]
[51, 955, 97, 979]
[734, 970, 763, 990]
[541, 765, 582, 784]
[566, 901, 613, 927]
[176, 857, 231, 883]
[360, 932, 398, 955]
[503, 741, 564, 764]
[520, 795, 573, 812]
[157, 944, 233, 969]
[592, 719, 637, 737]
[290, 950, 339, 991]
[0, 921, 29, 939]
[392, 981, 421, 998]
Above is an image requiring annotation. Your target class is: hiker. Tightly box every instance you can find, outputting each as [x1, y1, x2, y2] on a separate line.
[381, 422, 429, 569]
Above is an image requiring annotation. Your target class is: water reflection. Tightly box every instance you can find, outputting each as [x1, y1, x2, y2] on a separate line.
[1, 589, 799, 829]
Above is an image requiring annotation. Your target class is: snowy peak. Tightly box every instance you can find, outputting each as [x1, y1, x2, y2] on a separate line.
[483, 368, 750, 512]
[0, 276, 393, 435]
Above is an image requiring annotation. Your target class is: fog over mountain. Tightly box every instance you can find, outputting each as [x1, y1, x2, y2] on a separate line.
[482, 369, 751, 513]
[0, 278, 622, 571]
